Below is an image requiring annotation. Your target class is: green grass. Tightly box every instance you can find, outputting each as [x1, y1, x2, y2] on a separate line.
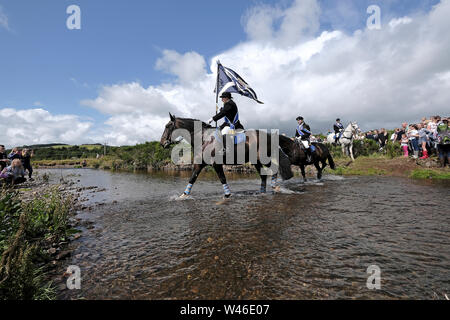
[0, 187, 75, 300]
[51, 144, 102, 150]
[410, 169, 450, 180]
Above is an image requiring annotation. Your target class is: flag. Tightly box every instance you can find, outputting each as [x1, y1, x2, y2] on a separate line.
[215, 61, 264, 104]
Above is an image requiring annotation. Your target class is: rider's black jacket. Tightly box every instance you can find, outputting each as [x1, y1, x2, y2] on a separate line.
[295, 123, 311, 139]
[334, 123, 344, 134]
[213, 99, 244, 131]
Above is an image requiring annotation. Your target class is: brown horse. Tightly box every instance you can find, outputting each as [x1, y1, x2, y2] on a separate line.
[160, 114, 293, 198]
[279, 135, 336, 181]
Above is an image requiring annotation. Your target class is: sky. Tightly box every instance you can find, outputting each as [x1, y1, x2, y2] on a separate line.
[0, 0, 448, 147]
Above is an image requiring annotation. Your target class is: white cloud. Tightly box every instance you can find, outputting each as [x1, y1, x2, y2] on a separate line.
[155, 50, 207, 84]
[0, 5, 10, 31]
[0, 108, 93, 148]
[242, 0, 321, 46]
[389, 16, 413, 29]
[80, 0, 450, 145]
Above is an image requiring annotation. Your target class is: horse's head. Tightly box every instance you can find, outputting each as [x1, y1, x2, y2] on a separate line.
[351, 122, 361, 135]
[160, 113, 177, 149]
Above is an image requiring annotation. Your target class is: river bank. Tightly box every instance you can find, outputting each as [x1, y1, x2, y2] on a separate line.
[33, 155, 450, 180]
[0, 173, 94, 300]
[325, 156, 450, 180]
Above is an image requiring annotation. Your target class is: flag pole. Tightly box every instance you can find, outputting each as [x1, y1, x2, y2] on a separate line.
[215, 60, 220, 128]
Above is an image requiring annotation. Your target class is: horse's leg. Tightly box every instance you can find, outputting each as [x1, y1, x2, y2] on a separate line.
[213, 164, 232, 198]
[181, 163, 206, 198]
[300, 165, 307, 182]
[271, 173, 281, 193]
[254, 163, 267, 194]
[321, 158, 327, 171]
[314, 161, 323, 180]
[350, 143, 355, 161]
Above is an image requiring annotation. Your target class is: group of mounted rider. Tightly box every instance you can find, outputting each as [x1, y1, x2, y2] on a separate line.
[206, 92, 353, 163]
[161, 91, 338, 198]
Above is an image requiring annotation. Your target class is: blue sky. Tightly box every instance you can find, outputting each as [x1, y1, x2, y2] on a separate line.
[0, 0, 254, 118]
[0, 0, 447, 146]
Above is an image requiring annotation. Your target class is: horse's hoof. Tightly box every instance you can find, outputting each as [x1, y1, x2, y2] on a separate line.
[273, 186, 281, 193]
[224, 194, 232, 199]
[179, 193, 190, 199]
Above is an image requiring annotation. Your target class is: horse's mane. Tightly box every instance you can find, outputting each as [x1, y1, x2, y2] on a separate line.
[175, 117, 213, 132]
[177, 117, 212, 127]
[278, 134, 295, 154]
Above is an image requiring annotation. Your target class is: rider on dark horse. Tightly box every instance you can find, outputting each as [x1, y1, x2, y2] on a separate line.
[208, 92, 244, 134]
[295, 116, 315, 163]
[208, 92, 244, 153]
[334, 118, 345, 144]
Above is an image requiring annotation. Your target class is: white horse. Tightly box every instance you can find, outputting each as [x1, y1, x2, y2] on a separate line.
[327, 122, 360, 161]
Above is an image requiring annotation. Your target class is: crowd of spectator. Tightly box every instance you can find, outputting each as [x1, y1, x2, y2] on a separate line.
[0, 146, 34, 185]
[364, 116, 450, 163]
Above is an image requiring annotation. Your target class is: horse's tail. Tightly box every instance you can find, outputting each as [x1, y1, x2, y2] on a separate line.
[327, 153, 336, 170]
[279, 147, 294, 181]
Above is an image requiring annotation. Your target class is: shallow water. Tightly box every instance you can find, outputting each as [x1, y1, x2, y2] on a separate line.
[41, 169, 449, 300]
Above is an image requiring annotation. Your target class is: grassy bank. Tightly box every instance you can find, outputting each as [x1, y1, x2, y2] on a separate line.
[32, 140, 450, 180]
[0, 187, 77, 300]
[33, 142, 173, 171]
[409, 169, 450, 180]
[323, 156, 450, 180]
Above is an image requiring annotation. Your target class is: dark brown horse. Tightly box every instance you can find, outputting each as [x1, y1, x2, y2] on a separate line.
[279, 135, 336, 181]
[160, 114, 293, 198]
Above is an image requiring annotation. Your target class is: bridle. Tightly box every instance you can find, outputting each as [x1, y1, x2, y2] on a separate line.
[340, 123, 358, 141]
[162, 121, 176, 148]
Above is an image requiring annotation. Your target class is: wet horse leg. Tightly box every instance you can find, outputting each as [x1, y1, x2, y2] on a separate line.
[314, 161, 323, 180]
[271, 173, 280, 193]
[254, 163, 268, 193]
[300, 165, 307, 182]
[213, 164, 232, 198]
[182, 163, 206, 197]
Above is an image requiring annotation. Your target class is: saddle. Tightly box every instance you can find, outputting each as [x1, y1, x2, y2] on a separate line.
[232, 132, 246, 145]
[214, 129, 246, 147]
[296, 139, 317, 153]
[334, 131, 343, 140]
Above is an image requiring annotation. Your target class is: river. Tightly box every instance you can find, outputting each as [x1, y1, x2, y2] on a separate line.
[41, 169, 449, 300]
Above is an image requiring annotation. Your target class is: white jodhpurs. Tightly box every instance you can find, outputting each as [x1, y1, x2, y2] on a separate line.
[221, 127, 244, 135]
[301, 140, 310, 149]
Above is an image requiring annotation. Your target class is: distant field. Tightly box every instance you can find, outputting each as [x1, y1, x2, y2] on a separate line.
[51, 144, 103, 150]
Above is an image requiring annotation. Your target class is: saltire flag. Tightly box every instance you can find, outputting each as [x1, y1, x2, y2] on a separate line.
[215, 61, 264, 104]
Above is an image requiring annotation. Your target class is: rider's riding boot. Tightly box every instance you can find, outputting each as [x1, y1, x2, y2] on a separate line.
[306, 148, 312, 163]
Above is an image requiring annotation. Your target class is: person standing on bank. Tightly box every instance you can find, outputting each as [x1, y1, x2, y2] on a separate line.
[21, 148, 34, 180]
[0, 145, 9, 171]
[208, 92, 244, 135]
